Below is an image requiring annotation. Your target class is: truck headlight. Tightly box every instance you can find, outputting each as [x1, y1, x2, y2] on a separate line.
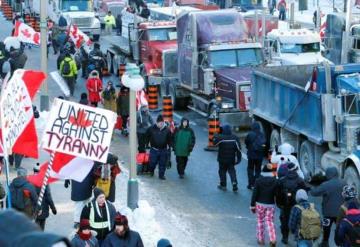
[149, 69, 162, 75]
[221, 102, 234, 109]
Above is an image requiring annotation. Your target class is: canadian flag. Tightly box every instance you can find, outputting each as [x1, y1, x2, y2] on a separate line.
[27, 152, 94, 187]
[320, 22, 326, 41]
[13, 21, 40, 45]
[68, 24, 92, 49]
[136, 90, 148, 110]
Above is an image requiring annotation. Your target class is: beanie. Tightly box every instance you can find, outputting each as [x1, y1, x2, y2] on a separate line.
[114, 213, 128, 226]
[342, 184, 358, 200]
[157, 115, 164, 123]
[33, 163, 40, 173]
[79, 219, 91, 231]
[295, 189, 308, 202]
[157, 238, 172, 247]
[93, 187, 105, 199]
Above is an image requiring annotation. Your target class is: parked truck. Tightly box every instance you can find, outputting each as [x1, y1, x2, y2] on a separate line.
[251, 63, 360, 188]
[104, 11, 178, 87]
[175, 9, 264, 128]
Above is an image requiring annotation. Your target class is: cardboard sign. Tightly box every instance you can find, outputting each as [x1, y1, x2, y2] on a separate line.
[42, 98, 117, 163]
[0, 70, 33, 149]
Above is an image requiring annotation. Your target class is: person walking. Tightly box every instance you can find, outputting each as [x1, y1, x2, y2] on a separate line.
[337, 185, 360, 224]
[276, 163, 308, 245]
[173, 118, 195, 179]
[104, 11, 116, 35]
[60, 51, 78, 96]
[86, 70, 102, 107]
[116, 86, 130, 135]
[102, 81, 117, 113]
[310, 167, 346, 247]
[278, 0, 287, 20]
[335, 201, 360, 247]
[245, 122, 266, 190]
[71, 219, 99, 247]
[81, 188, 116, 246]
[146, 115, 172, 180]
[137, 105, 154, 152]
[289, 189, 322, 247]
[89, 43, 105, 79]
[268, 0, 276, 14]
[103, 213, 144, 247]
[213, 125, 241, 192]
[79, 92, 89, 105]
[250, 164, 278, 246]
[116, 14, 122, 35]
[79, 43, 89, 78]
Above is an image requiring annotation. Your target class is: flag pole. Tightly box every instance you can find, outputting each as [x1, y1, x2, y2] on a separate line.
[33, 151, 55, 219]
[3, 149, 11, 208]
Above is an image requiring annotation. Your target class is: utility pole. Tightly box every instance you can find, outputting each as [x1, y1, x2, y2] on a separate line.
[40, 0, 49, 111]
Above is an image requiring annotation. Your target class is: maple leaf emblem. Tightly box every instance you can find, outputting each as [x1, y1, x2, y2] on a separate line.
[69, 110, 92, 127]
[21, 29, 31, 38]
[33, 33, 40, 45]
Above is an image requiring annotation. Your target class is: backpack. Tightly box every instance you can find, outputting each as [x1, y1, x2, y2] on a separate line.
[252, 134, 266, 153]
[10, 185, 26, 210]
[295, 203, 322, 240]
[61, 59, 71, 76]
[281, 178, 299, 207]
[343, 218, 360, 246]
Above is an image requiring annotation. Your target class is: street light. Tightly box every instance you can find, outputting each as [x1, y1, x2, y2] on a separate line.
[121, 64, 144, 210]
[40, 0, 49, 111]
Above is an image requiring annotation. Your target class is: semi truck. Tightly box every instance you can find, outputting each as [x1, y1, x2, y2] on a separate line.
[104, 11, 178, 87]
[25, 0, 101, 40]
[175, 9, 264, 128]
[251, 63, 360, 188]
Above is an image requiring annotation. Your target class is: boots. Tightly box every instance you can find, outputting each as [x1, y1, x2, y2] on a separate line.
[269, 242, 276, 247]
[232, 183, 238, 192]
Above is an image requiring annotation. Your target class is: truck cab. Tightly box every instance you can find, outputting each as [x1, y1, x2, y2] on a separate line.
[266, 28, 330, 65]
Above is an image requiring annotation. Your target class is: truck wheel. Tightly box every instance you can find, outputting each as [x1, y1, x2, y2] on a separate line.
[299, 141, 315, 179]
[344, 166, 360, 193]
[270, 129, 281, 150]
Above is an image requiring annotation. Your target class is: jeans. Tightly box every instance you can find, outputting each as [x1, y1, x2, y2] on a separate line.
[9, 154, 24, 169]
[64, 76, 76, 96]
[297, 239, 313, 247]
[149, 148, 167, 178]
[219, 162, 237, 186]
[279, 9, 286, 20]
[247, 158, 262, 187]
[176, 156, 188, 175]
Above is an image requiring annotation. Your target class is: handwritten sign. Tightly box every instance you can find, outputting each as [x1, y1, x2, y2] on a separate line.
[42, 98, 117, 163]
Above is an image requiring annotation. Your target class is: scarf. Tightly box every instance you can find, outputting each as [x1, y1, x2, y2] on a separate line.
[95, 201, 111, 231]
[78, 232, 92, 241]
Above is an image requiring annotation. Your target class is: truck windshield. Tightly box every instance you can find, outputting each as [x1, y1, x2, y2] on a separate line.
[280, 42, 320, 53]
[148, 28, 177, 41]
[209, 48, 263, 68]
[61, 0, 92, 11]
[232, 0, 260, 6]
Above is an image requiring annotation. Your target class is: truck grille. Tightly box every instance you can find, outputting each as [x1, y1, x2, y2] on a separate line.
[162, 50, 178, 77]
[71, 17, 92, 28]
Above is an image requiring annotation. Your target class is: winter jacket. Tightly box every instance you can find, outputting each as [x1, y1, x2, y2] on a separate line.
[60, 56, 78, 77]
[93, 162, 121, 203]
[9, 50, 27, 75]
[310, 167, 346, 217]
[35, 186, 56, 220]
[146, 124, 172, 150]
[116, 90, 129, 116]
[103, 230, 144, 247]
[213, 125, 241, 164]
[288, 200, 312, 239]
[245, 122, 265, 160]
[335, 208, 360, 247]
[251, 171, 277, 207]
[86, 76, 102, 103]
[81, 200, 116, 240]
[9, 177, 38, 214]
[71, 233, 99, 247]
[337, 198, 360, 224]
[69, 167, 95, 201]
[173, 118, 195, 157]
[89, 49, 105, 69]
[137, 107, 154, 134]
[102, 87, 117, 112]
[104, 14, 116, 26]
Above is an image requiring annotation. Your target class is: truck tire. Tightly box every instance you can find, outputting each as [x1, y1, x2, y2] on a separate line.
[270, 129, 281, 150]
[344, 166, 360, 194]
[299, 141, 315, 179]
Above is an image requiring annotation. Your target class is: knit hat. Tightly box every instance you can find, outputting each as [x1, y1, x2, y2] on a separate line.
[79, 219, 91, 231]
[114, 213, 128, 227]
[342, 184, 358, 200]
[157, 115, 164, 123]
[93, 187, 105, 199]
[17, 167, 27, 177]
[295, 189, 308, 202]
[157, 238, 172, 247]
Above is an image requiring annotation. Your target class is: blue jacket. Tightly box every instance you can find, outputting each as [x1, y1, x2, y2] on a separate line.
[335, 208, 360, 247]
[289, 200, 311, 239]
[245, 122, 265, 160]
[103, 230, 144, 247]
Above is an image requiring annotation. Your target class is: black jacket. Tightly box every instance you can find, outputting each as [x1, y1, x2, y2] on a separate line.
[67, 167, 95, 201]
[146, 124, 172, 150]
[213, 125, 241, 164]
[245, 122, 266, 160]
[36, 186, 56, 220]
[103, 230, 144, 247]
[9, 50, 27, 75]
[251, 172, 277, 206]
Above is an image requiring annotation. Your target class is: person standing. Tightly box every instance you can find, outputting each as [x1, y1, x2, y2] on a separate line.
[213, 125, 241, 192]
[116, 86, 130, 135]
[116, 14, 122, 36]
[79, 43, 89, 78]
[337, 185, 360, 224]
[245, 122, 266, 190]
[102, 81, 117, 113]
[335, 201, 360, 247]
[89, 43, 105, 79]
[60, 51, 78, 96]
[86, 70, 103, 107]
[146, 115, 172, 180]
[71, 219, 99, 247]
[104, 11, 116, 35]
[173, 118, 195, 179]
[268, 0, 276, 14]
[278, 0, 287, 20]
[103, 213, 144, 247]
[137, 105, 154, 152]
[81, 188, 116, 246]
[250, 164, 278, 247]
[310, 167, 346, 247]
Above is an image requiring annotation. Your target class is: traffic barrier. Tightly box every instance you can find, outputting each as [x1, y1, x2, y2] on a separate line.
[118, 64, 126, 77]
[162, 95, 173, 122]
[204, 116, 220, 151]
[148, 85, 158, 110]
[7, 6, 12, 20]
[4, 5, 12, 20]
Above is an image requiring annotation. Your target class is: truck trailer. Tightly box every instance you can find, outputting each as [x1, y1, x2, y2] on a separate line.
[251, 63, 360, 189]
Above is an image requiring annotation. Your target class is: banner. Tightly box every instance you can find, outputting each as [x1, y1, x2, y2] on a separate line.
[13, 21, 40, 45]
[68, 24, 92, 48]
[42, 98, 117, 163]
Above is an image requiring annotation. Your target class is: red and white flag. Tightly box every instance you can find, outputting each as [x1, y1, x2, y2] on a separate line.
[13, 21, 40, 45]
[68, 24, 92, 49]
[136, 90, 148, 110]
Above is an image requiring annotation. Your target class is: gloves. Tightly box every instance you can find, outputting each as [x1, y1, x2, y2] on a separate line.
[64, 180, 70, 188]
[52, 207, 57, 215]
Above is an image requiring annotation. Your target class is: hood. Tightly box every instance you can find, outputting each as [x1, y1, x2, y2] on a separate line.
[13, 177, 28, 188]
[214, 67, 252, 84]
[149, 41, 177, 53]
[279, 53, 332, 65]
[325, 167, 339, 180]
[180, 117, 189, 128]
[278, 143, 295, 155]
[222, 125, 232, 135]
[251, 122, 260, 132]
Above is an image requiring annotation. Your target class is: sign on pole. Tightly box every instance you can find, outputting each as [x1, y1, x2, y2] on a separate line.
[42, 98, 117, 163]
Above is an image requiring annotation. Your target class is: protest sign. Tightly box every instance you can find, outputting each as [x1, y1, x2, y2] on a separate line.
[42, 98, 117, 163]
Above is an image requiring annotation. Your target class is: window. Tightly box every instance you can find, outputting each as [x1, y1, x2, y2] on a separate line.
[61, 0, 92, 11]
[148, 28, 177, 41]
[280, 42, 320, 53]
[209, 48, 263, 68]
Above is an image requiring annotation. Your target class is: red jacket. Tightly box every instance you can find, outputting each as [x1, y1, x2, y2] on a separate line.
[278, 0, 286, 9]
[86, 77, 102, 103]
